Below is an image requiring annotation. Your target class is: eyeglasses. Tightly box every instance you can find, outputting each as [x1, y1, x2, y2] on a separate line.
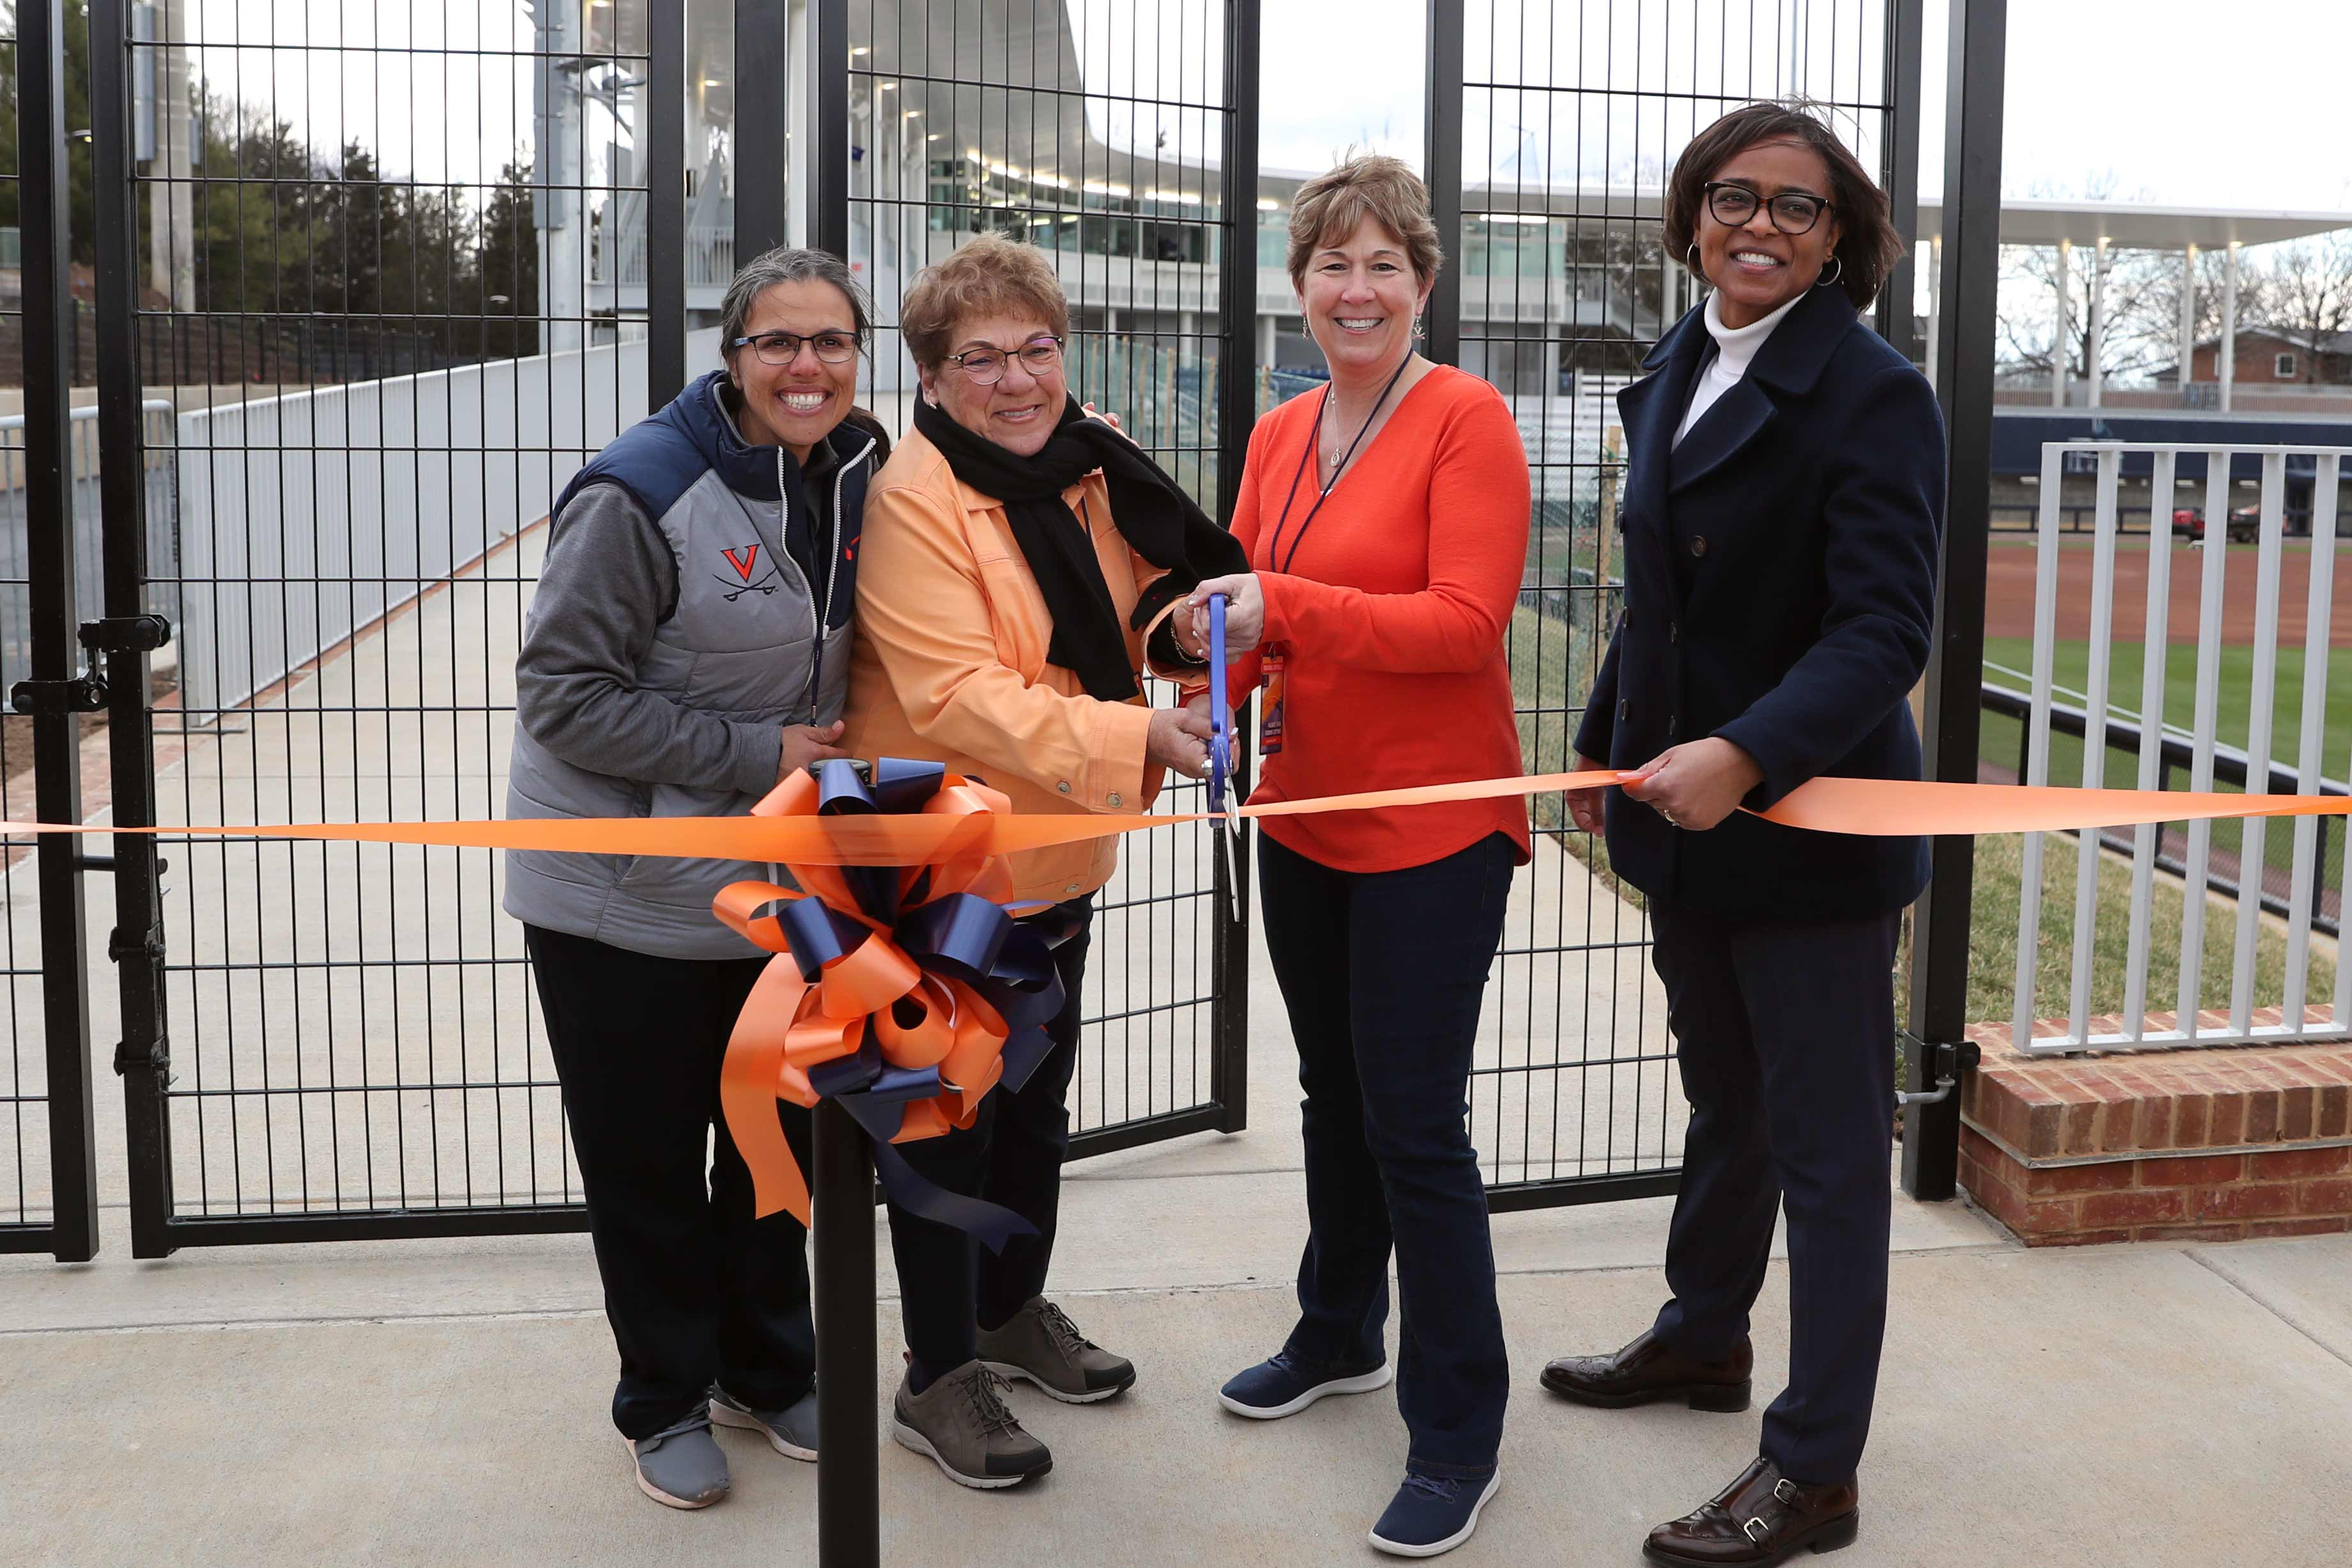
[943, 336, 1064, 386]
[731, 330, 861, 366]
[1702, 181, 1834, 236]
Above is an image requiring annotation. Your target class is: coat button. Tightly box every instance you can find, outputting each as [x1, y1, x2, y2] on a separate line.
[1669, 619, 1679, 643]
[1618, 697, 1630, 722]
[1107, 793, 1122, 807]
[1057, 780, 1072, 794]
[1689, 535, 1708, 558]
[1667, 712, 1679, 735]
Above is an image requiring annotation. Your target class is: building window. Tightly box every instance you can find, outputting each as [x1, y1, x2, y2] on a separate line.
[2276, 351, 2298, 378]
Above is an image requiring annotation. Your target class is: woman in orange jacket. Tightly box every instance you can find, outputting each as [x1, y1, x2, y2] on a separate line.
[843, 232, 1242, 1491]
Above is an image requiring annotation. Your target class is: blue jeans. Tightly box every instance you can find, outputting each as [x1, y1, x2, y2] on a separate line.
[1258, 832, 1515, 1479]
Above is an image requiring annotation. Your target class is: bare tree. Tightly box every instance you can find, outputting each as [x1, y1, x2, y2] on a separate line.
[2140, 247, 2271, 383]
[1994, 171, 2183, 384]
[2258, 234, 2352, 385]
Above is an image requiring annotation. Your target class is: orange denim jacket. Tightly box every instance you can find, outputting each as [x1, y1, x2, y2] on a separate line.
[843, 425, 1174, 906]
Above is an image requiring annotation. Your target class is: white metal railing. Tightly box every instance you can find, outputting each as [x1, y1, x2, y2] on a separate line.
[2012, 439, 2351, 1054]
[595, 225, 737, 289]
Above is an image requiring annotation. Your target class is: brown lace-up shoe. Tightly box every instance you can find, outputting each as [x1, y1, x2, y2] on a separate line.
[1642, 1457, 1859, 1565]
[977, 1296, 1137, 1404]
[890, 1361, 1054, 1490]
[1539, 1328, 1752, 1412]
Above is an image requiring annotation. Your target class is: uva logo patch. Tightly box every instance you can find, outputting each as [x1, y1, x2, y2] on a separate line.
[713, 542, 782, 601]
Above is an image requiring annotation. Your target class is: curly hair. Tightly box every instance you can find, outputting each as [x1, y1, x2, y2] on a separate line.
[899, 233, 1072, 371]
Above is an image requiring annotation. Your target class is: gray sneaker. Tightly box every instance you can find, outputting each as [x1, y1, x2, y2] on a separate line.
[890, 1361, 1054, 1489]
[979, 1296, 1136, 1404]
[709, 1383, 818, 1461]
[626, 1404, 730, 1510]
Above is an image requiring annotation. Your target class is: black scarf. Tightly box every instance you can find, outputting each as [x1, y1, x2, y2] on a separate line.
[913, 395, 1248, 701]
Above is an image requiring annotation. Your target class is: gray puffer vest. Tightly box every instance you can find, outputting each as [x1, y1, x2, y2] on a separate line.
[503, 372, 877, 958]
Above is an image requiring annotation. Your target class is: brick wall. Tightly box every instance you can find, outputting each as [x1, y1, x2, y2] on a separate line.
[1958, 1022, 2352, 1245]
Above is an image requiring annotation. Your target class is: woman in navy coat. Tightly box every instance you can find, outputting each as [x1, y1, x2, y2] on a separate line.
[1542, 103, 1944, 1568]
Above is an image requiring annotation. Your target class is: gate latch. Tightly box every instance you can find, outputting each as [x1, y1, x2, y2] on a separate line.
[79, 614, 173, 655]
[8, 673, 107, 716]
[1895, 1035, 1982, 1107]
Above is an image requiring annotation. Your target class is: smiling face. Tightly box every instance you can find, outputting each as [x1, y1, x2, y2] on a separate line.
[1297, 213, 1433, 383]
[919, 312, 1069, 457]
[727, 278, 863, 460]
[1695, 138, 1845, 328]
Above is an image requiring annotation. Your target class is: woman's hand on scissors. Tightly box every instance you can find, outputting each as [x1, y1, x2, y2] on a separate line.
[1186, 572, 1264, 653]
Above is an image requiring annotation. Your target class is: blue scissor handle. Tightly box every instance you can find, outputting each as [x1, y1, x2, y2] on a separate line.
[1207, 593, 1232, 816]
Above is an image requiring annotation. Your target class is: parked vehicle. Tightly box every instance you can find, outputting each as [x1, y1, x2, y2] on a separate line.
[2171, 505, 2261, 544]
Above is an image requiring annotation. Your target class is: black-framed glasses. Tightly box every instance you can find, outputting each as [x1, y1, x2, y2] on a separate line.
[1702, 181, 1834, 236]
[943, 335, 1064, 386]
[730, 329, 861, 366]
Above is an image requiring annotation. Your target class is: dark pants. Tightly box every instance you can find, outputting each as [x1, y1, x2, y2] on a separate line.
[526, 924, 816, 1440]
[1644, 901, 1900, 1484]
[1259, 832, 1515, 1480]
[887, 897, 1095, 1368]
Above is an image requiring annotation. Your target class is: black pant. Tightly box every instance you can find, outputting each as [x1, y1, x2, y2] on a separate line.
[1259, 832, 1515, 1480]
[1644, 901, 1900, 1484]
[527, 924, 816, 1440]
[886, 897, 1095, 1367]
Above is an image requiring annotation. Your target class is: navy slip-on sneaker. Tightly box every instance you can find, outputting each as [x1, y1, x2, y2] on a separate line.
[1368, 1468, 1502, 1558]
[1218, 1350, 1393, 1419]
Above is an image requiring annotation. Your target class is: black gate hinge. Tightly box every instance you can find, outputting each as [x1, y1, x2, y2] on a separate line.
[107, 924, 167, 964]
[112, 1036, 171, 1079]
[9, 673, 108, 716]
[79, 614, 173, 655]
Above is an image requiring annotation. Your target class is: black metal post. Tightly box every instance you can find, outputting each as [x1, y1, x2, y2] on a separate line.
[811, 1096, 878, 1568]
[804, 10, 874, 1565]
[1420, 0, 1464, 367]
[90, 0, 176, 1260]
[647, 0, 689, 407]
[1878, 0, 1926, 365]
[735, 0, 793, 263]
[1903, 0, 2008, 1203]
[1209, 0, 1261, 1136]
[808, 0, 850, 259]
[15, 0, 98, 1263]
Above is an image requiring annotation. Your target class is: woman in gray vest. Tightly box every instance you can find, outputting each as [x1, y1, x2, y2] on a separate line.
[502, 247, 885, 1511]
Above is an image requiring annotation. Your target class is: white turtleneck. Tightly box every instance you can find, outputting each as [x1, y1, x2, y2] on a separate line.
[1672, 289, 1805, 448]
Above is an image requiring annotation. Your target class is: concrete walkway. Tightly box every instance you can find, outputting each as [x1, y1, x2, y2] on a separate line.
[6, 538, 2352, 1565]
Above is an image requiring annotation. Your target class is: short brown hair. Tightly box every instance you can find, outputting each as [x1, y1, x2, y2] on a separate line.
[899, 233, 1072, 371]
[1663, 102, 1904, 311]
[1287, 155, 1446, 293]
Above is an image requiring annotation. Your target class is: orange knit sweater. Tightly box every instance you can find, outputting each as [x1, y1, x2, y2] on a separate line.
[1224, 365, 1532, 873]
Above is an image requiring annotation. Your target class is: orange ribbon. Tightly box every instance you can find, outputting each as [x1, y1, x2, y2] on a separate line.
[26, 767, 2352, 1220]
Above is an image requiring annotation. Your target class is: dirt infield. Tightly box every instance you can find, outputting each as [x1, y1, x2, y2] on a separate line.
[1982, 539, 2352, 645]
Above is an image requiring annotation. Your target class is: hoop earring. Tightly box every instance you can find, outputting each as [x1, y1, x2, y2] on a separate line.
[1814, 254, 1845, 289]
[1685, 243, 1708, 285]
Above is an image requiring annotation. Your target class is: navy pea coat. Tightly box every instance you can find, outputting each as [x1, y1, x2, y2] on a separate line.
[1572, 283, 1946, 925]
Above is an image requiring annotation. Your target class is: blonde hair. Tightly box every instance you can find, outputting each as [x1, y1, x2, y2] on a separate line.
[1286, 155, 1446, 292]
[899, 233, 1072, 370]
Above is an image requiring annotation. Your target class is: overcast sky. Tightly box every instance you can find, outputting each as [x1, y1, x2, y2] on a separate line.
[1255, 0, 2352, 211]
[178, 1, 2352, 219]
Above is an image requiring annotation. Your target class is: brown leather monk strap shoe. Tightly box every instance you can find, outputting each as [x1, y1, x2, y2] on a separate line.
[1538, 1328, 1752, 1412]
[1642, 1457, 1859, 1566]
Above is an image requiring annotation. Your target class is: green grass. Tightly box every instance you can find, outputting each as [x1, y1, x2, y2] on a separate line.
[1508, 608, 2305, 1029]
[1980, 637, 2352, 894]
[1934, 830, 2294, 1030]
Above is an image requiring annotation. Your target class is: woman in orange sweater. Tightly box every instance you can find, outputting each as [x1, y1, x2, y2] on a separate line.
[1188, 155, 1531, 1560]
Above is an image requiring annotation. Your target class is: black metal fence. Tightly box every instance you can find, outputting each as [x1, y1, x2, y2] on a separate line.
[1, 0, 1967, 1260]
[1428, 0, 1921, 1205]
